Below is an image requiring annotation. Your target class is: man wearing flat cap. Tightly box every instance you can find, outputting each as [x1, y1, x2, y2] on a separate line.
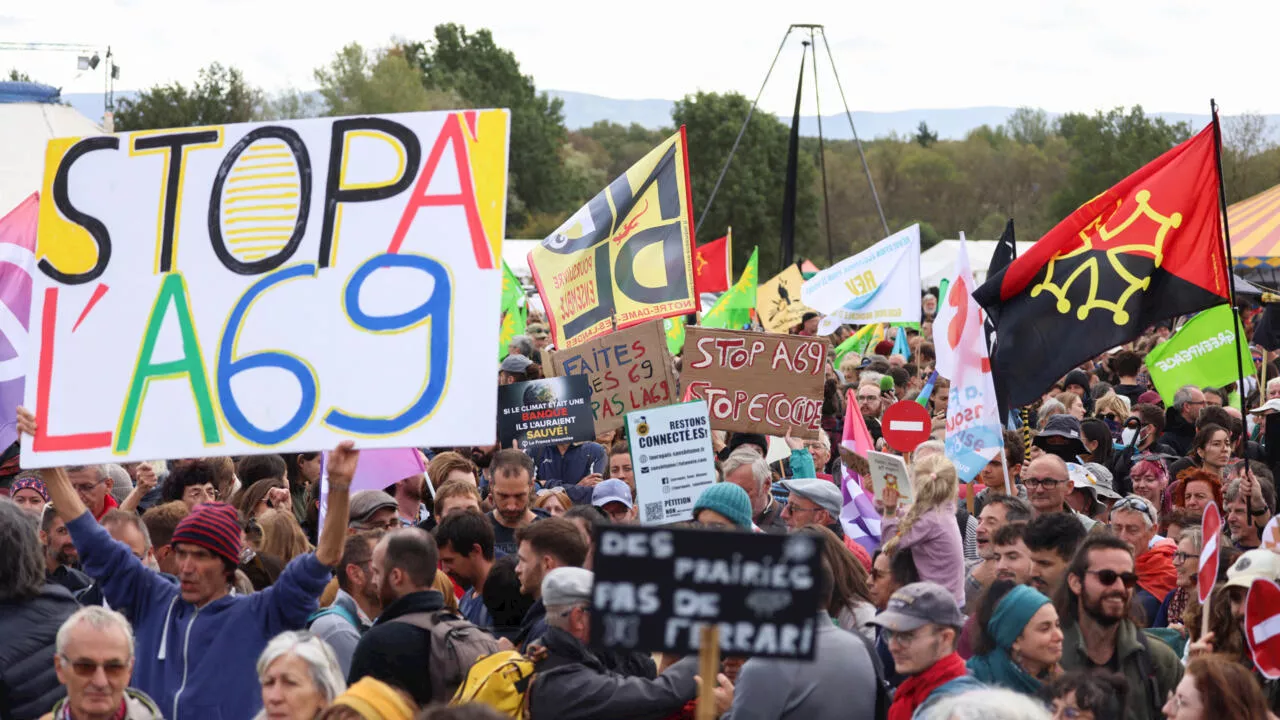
[778, 477, 843, 534]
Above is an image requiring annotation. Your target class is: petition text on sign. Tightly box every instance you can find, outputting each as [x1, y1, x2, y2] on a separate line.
[679, 327, 827, 439]
[24, 110, 510, 466]
[590, 525, 821, 658]
[626, 401, 717, 526]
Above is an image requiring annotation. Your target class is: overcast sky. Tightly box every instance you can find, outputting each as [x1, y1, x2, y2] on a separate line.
[2, 0, 1275, 116]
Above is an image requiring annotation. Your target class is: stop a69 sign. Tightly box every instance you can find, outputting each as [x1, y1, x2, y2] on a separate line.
[881, 401, 932, 453]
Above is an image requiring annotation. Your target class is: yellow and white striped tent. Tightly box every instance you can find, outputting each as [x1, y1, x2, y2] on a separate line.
[1230, 184, 1280, 271]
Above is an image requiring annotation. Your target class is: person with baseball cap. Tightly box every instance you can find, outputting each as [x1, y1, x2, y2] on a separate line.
[868, 581, 981, 719]
[18, 406, 359, 720]
[591, 479, 635, 524]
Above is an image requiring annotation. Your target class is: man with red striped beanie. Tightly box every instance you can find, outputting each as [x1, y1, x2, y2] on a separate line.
[20, 404, 358, 720]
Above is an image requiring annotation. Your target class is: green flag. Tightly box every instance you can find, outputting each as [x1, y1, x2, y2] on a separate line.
[833, 322, 882, 366]
[498, 260, 526, 360]
[1145, 305, 1255, 404]
[664, 316, 687, 356]
[700, 247, 758, 330]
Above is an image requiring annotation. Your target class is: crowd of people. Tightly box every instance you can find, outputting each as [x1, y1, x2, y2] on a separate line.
[5, 297, 1280, 720]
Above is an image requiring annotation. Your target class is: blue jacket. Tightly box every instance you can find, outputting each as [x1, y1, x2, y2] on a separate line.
[531, 442, 607, 504]
[68, 511, 332, 720]
[915, 675, 985, 718]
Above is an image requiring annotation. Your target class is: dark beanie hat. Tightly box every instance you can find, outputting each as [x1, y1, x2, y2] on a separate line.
[726, 432, 768, 457]
[171, 502, 242, 565]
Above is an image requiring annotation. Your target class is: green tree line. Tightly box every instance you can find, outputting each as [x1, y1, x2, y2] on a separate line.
[102, 26, 1280, 279]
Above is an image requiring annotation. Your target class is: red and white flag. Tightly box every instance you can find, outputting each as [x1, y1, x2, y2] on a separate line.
[1199, 502, 1221, 604]
[1247, 578, 1280, 678]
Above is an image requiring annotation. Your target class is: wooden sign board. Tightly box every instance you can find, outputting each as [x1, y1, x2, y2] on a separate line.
[680, 327, 827, 439]
[547, 320, 676, 434]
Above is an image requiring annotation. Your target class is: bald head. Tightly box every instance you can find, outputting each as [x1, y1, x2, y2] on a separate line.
[1024, 454, 1070, 516]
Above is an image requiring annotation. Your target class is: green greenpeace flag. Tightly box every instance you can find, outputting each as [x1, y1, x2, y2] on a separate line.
[1146, 304, 1255, 404]
[700, 247, 758, 330]
[498, 260, 526, 360]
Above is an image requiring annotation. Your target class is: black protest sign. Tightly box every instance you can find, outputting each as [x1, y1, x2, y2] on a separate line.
[497, 375, 596, 450]
[590, 525, 821, 659]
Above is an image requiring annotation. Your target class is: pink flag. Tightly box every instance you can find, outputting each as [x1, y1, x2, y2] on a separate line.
[0, 194, 38, 451]
[319, 447, 425, 526]
[842, 388, 874, 456]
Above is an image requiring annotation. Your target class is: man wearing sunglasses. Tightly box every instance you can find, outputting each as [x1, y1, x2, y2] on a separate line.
[1021, 455, 1097, 531]
[1059, 534, 1182, 720]
[1109, 495, 1177, 627]
[48, 606, 163, 720]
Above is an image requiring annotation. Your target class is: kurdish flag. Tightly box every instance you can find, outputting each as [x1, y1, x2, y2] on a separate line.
[701, 247, 758, 330]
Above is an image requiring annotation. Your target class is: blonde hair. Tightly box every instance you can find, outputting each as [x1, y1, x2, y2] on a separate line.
[257, 509, 312, 563]
[432, 569, 459, 611]
[883, 454, 959, 555]
[1093, 391, 1130, 418]
[1054, 391, 1082, 413]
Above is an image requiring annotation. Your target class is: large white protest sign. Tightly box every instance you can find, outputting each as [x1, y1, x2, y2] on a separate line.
[626, 400, 717, 525]
[23, 110, 511, 466]
[802, 224, 921, 334]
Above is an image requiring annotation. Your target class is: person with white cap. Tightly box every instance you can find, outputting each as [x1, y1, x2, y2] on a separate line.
[1186, 548, 1280, 709]
[1065, 463, 1119, 522]
[526, 568, 698, 719]
[591, 479, 635, 524]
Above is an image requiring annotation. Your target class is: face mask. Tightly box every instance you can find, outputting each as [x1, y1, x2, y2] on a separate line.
[1120, 427, 1138, 447]
[1103, 418, 1120, 436]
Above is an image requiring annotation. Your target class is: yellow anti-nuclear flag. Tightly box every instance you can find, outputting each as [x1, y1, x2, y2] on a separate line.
[529, 128, 697, 349]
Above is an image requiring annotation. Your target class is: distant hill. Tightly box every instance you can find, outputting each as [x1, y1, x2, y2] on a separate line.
[62, 89, 1262, 141]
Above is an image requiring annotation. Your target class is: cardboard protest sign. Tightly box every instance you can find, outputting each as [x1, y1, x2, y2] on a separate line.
[498, 376, 595, 450]
[22, 110, 509, 467]
[625, 400, 717, 525]
[529, 129, 698, 349]
[757, 263, 814, 334]
[803, 225, 921, 334]
[681, 327, 827, 439]
[1146, 304, 1255, 404]
[867, 450, 913, 504]
[547, 320, 676, 433]
[591, 525, 821, 658]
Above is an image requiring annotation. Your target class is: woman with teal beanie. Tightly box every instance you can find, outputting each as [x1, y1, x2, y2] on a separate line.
[967, 580, 1064, 695]
[692, 483, 755, 531]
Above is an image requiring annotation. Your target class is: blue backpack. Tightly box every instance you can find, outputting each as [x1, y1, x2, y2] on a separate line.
[307, 604, 359, 631]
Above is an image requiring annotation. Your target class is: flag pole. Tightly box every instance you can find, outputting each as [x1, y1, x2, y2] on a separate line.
[1208, 99, 1249, 425]
[1212, 100, 1253, 502]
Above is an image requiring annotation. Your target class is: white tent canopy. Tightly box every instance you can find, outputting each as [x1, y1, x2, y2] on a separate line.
[0, 83, 103, 216]
[920, 239, 1035, 290]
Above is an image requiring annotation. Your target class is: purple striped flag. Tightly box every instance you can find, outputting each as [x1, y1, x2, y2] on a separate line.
[0, 194, 38, 451]
[841, 463, 882, 553]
